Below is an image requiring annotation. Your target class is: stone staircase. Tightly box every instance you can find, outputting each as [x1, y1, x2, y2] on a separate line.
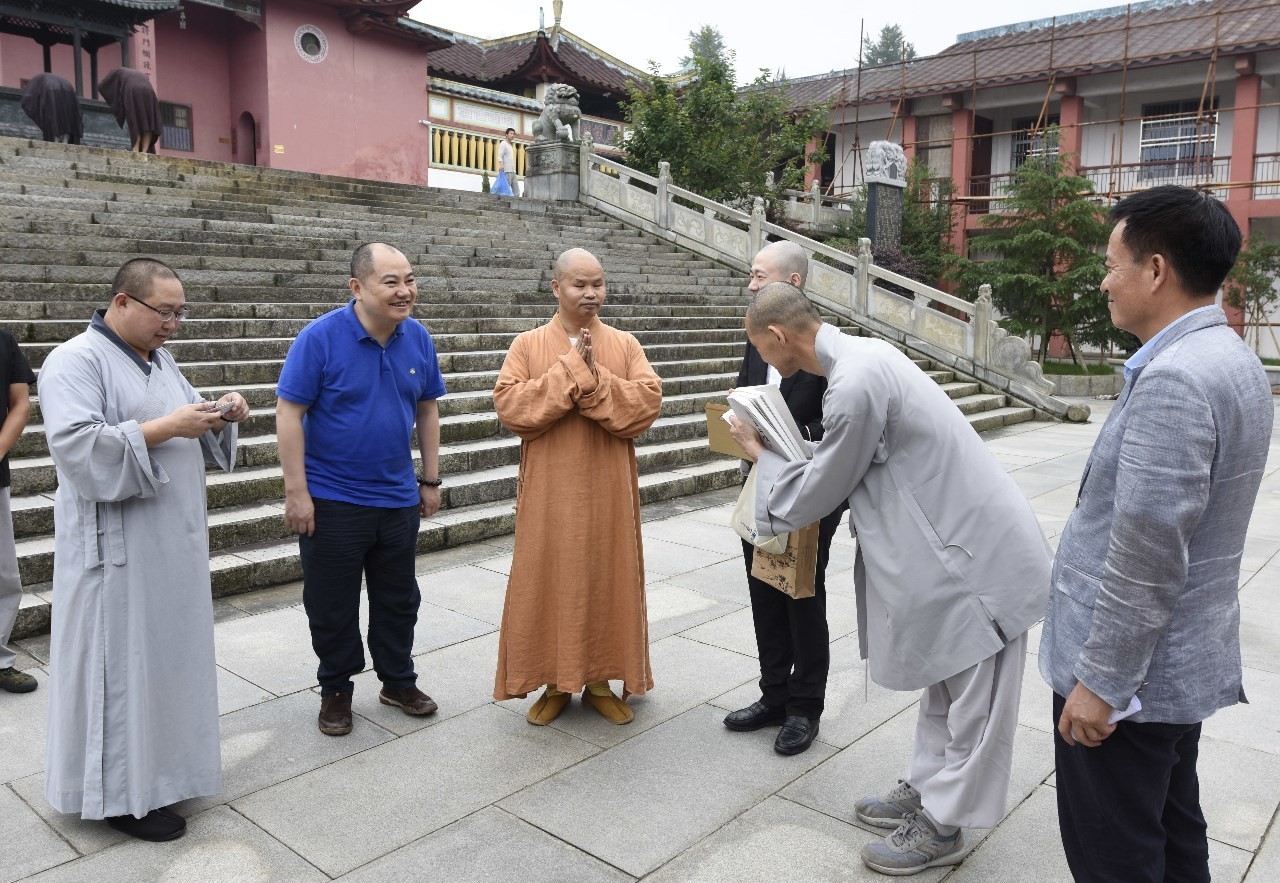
[0, 136, 1037, 637]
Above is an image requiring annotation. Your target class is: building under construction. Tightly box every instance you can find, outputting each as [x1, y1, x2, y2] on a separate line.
[786, 0, 1280, 353]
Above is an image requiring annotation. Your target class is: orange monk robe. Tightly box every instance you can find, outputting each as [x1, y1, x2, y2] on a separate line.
[492, 314, 663, 700]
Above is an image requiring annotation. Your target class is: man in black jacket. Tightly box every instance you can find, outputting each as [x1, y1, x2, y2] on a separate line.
[723, 240, 846, 755]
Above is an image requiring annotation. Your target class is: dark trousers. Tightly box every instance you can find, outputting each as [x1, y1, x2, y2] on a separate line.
[1053, 692, 1209, 883]
[742, 503, 845, 720]
[300, 499, 422, 696]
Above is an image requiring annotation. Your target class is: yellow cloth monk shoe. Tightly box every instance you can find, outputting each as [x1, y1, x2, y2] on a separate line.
[582, 690, 634, 725]
[526, 690, 571, 725]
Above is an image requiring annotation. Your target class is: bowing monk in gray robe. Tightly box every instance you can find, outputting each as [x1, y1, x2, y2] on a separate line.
[40, 259, 249, 842]
[729, 283, 1050, 877]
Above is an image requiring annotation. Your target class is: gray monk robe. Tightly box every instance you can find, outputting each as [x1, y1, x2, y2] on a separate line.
[753, 324, 1050, 827]
[40, 319, 235, 819]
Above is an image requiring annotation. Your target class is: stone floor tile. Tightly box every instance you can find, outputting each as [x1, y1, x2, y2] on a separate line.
[1209, 837, 1258, 883]
[210, 598, 250, 624]
[1241, 535, 1280, 572]
[677, 606, 760, 657]
[0, 785, 77, 883]
[375, 598, 497, 657]
[642, 514, 748, 556]
[644, 795, 950, 883]
[1017, 665, 1056, 734]
[1240, 613, 1280, 676]
[643, 537, 736, 580]
[680, 503, 735, 527]
[662, 557, 752, 605]
[178, 690, 395, 816]
[1203, 666, 1280, 755]
[1027, 485, 1080, 519]
[1196, 735, 1280, 851]
[347, 632, 501, 736]
[783, 713, 1053, 832]
[233, 704, 598, 877]
[707, 634, 919, 750]
[16, 633, 50, 664]
[0, 668, 47, 784]
[416, 564, 511, 625]
[500, 635, 758, 749]
[646, 581, 743, 642]
[474, 553, 512, 576]
[335, 806, 632, 883]
[1244, 806, 1280, 881]
[216, 664, 275, 715]
[1008, 469, 1074, 499]
[414, 538, 513, 574]
[945, 786, 1070, 882]
[499, 705, 834, 877]
[9, 774, 129, 856]
[6, 644, 41, 670]
[18, 806, 328, 883]
[224, 580, 304, 615]
[213, 606, 319, 695]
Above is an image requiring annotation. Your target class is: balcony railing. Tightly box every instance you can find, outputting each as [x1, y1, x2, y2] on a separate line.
[1254, 154, 1280, 198]
[966, 158, 1231, 212]
[428, 124, 528, 176]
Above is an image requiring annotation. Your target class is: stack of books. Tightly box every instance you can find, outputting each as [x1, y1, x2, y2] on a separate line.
[726, 385, 811, 462]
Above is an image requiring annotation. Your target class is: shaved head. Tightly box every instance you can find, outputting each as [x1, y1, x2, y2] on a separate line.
[553, 247, 602, 281]
[746, 282, 820, 335]
[755, 241, 810, 288]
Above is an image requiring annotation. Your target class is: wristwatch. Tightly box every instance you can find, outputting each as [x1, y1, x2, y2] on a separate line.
[417, 477, 443, 488]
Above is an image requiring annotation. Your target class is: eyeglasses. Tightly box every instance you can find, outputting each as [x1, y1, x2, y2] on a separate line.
[125, 292, 189, 322]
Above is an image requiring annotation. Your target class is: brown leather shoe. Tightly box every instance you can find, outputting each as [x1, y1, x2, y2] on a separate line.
[582, 689, 634, 725]
[379, 685, 438, 716]
[318, 691, 353, 736]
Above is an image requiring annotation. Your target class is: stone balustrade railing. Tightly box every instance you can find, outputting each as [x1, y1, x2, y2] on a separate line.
[575, 132, 1087, 422]
[778, 183, 858, 231]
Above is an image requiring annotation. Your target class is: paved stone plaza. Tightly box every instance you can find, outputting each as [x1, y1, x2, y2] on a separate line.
[2, 397, 1279, 882]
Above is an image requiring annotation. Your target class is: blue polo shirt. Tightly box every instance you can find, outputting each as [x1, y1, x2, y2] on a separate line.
[276, 300, 447, 507]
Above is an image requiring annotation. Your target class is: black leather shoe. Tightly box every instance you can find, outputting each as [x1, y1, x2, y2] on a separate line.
[723, 700, 787, 732]
[106, 809, 186, 842]
[774, 715, 819, 755]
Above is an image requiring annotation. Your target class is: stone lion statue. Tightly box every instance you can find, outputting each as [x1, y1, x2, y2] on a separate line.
[866, 140, 907, 181]
[533, 83, 581, 143]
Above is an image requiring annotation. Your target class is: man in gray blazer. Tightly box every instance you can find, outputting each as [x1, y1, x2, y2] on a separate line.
[1041, 185, 1272, 882]
[729, 283, 1051, 876]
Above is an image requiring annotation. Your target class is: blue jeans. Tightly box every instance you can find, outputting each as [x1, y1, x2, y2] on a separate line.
[300, 498, 421, 695]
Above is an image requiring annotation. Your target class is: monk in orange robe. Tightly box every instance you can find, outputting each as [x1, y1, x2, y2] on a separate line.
[492, 248, 662, 725]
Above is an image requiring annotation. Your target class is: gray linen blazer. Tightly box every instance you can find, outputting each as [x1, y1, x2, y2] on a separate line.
[1039, 307, 1272, 724]
[755, 325, 1051, 691]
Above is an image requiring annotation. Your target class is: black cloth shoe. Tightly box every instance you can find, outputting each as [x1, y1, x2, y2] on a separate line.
[0, 666, 37, 693]
[774, 715, 819, 755]
[106, 809, 186, 842]
[723, 700, 787, 732]
[318, 691, 353, 736]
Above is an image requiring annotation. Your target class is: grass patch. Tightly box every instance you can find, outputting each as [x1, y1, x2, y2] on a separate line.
[1262, 357, 1280, 366]
[1041, 360, 1117, 376]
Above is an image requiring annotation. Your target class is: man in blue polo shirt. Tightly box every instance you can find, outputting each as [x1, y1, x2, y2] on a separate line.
[276, 242, 447, 736]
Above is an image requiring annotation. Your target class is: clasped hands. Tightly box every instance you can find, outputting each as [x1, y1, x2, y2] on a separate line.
[574, 328, 597, 376]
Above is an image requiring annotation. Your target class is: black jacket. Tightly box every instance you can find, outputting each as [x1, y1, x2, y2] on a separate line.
[736, 340, 827, 443]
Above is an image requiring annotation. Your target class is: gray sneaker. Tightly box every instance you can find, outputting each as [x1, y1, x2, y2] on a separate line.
[861, 812, 964, 876]
[855, 779, 923, 829]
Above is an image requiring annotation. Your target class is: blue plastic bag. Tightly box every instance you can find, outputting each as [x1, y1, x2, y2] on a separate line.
[492, 170, 513, 196]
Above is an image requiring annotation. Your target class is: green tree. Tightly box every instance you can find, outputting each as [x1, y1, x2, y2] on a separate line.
[951, 151, 1113, 364]
[679, 25, 726, 69]
[863, 24, 916, 66]
[1224, 233, 1280, 355]
[620, 29, 831, 211]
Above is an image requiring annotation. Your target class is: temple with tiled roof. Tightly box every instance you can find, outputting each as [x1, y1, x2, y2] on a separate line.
[782, 0, 1280, 280]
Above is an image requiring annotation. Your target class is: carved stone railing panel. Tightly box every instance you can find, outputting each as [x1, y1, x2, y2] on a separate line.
[572, 149, 1085, 421]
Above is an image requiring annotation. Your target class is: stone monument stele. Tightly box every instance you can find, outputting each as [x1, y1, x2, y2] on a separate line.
[864, 140, 907, 252]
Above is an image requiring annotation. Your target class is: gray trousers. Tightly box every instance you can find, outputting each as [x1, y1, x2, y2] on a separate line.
[0, 487, 22, 668]
[904, 629, 1028, 829]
